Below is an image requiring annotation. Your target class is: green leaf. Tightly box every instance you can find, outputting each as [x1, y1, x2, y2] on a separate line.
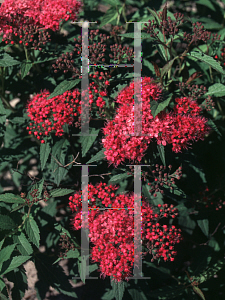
[110, 277, 125, 300]
[187, 51, 225, 75]
[192, 286, 206, 300]
[13, 232, 33, 256]
[197, 219, 209, 237]
[99, 6, 123, 28]
[147, 7, 160, 24]
[196, 0, 216, 11]
[128, 289, 148, 300]
[21, 61, 33, 79]
[53, 248, 80, 264]
[47, 79, 80, 99]
[50, 139, 70, 186]
[0, 277, 5, 291]
[109, 172, 131, 183]
[86, 148, 105, 164]
[157, 144, 166, 166]
[24, 217, 40, 248]
[151, 93, 172, 118]
[0, 215, 16, 231]
[40, 141, 51, 171]
[37, 178, 45, 198]
[0, 244, 17, 264]
[118, 32, 151, 39]
[79, 128, 99, 157]
[0, 239, 4, 251]
[78, 255, 87, 284]
[0, 292, 8, 300]
[50, 188, 74, 197]
[205, 83, 225, 97]
[0, 193, 25, 204]
[0, 52, 20, 67]
[0, 256, 31, 275]
[207, 119, 221, 136]
[160, 57, 177, 78]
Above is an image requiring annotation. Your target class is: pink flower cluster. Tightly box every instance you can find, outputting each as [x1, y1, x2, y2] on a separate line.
[102, 77, 209, 167]
[26, 89, 81, 143]
[0, 0, 82, 45]
[69, 182, 182, 282]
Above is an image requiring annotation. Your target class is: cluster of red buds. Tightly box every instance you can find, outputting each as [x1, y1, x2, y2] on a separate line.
[52, 28, 134, 76]
[194, 187, 225, 211]
[58, 232, 76, 258]
[183, 22, 220, 44]
[1, 13, 51, 49]
[52, 52, 81, 78]
[146, 165, 182, 196]
[144, 12, 184, 38]
[21, 188, 49, 206]
[214, 46, 225, 67]
[110, 25, 124, 38]
[68, 182, 182, 282]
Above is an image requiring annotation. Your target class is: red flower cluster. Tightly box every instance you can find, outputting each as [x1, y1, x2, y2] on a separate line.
[102, 77, 209, 167]
[26, 81, 111, 142]
[69, 182, 182, 282]
[26, 89, 81, 143]
[0, 0, 82, 46]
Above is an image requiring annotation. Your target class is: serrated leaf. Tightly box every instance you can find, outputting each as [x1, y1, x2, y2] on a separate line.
[110, 277, 125, 300]
[0, 215, 16, 231]
[40, 141, 51, 171]
[128, 289, 148, 300]
[99, 6, 122, 28]
[0, 52, 20, 67]
[151, 94, 172, 118]
[109, 173, 131, 183]
[47, 79, 80, 99]
[157, 144, 166, 166]
[0, 193, 25, 204]
[187, 51, 225, 75]
[192, 286, 206, 300]
[50, 139, 70, 186]
[37, 178, 45, 198]
[207, 119, 221, 136]
[161, 57, 177, 78]
[50, 188, 74, 197]
[24, 217, 40, 248]
[197, 219, 209, 237]
[79, 128, 99, 157]
[0, 244, 17, 264]
[13, 232, 33, 256]
[53, 248, 80, 264]
[205, 83, 225, 97]
[0, 255, 31, 275]
[86, 148, 105, 164]
[21, 61, 32, 79]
